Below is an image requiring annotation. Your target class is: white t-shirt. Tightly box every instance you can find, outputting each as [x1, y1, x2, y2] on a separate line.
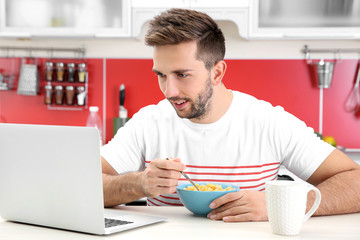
[101, 91, 334, 206]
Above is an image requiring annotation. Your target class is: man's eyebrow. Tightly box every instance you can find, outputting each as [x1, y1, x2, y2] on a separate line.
[152, 69, 162, 75]
[152, 68, 194, 74]
[173, 69, 193, 74]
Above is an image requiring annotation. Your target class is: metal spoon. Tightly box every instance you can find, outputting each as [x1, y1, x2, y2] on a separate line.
[166, 158, 200, 191]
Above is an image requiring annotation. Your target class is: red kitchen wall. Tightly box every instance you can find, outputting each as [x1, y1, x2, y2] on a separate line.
[1, 58, 359, 148]
[323, 60, 360, 148]
[0, 57, 103, 126]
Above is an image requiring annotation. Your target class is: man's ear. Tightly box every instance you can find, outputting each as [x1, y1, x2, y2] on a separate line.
[211, 60, 227, 86]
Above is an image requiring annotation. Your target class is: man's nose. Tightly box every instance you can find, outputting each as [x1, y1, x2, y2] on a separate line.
[164, 77, 180, 98]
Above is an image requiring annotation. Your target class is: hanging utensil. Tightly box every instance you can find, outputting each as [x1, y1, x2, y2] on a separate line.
[17, 57, 39, 96]
[119, 84, 128, 127]
[314, 59, 335, 89]
[0, 56, 16, 91]
[345, 65, 360, 112]
[113, 84, 128, 137]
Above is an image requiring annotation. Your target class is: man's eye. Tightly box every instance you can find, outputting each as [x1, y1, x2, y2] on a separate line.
[178, 73, 188, 78]
[156, 73, 165, 78]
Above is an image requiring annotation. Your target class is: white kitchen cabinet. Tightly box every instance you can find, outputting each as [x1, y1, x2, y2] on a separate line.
[131, 0, 190, 8]
[131, 0, 250, 38]
[0, 0, 131, 38]
[3, 0, 356, 40]
[248, 0, 360, 40]
[133, 0, 360, 40]
[189, 0, 249, 8]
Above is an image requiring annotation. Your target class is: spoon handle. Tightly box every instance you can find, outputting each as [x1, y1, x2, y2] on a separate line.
[180, 171, 200, 191]
[166, 157, 200, 191]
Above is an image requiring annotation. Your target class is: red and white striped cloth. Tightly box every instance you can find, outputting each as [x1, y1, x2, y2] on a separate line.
[145, 161, 280, 206]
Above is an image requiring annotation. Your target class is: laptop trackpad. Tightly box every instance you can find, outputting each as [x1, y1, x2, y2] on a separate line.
[103, 209, 166, 233]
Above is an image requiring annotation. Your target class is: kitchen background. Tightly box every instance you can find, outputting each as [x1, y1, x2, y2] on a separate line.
[0, 0, 359, 154]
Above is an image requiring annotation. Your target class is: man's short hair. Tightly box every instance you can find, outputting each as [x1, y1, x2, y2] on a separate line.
[145, 8, 226, 70]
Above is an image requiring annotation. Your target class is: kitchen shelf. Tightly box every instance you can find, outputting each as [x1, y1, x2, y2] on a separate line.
[0, 46, 86, 58]
[47, 105, 87, 111]
[44, 62, 88, 111]
[302, 45, 360, 62]
[342, 148, 360, 153]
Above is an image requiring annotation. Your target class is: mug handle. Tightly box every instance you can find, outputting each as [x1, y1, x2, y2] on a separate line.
[303, 186, 321, 222]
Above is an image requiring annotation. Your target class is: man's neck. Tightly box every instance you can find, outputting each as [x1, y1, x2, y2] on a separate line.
[190, 85, 233, 124]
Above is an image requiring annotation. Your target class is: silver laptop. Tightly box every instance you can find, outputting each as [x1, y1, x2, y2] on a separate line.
[0, 123, 165, 235]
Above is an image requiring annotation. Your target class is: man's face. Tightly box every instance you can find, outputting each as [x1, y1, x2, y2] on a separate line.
[152, 41, 213, 121]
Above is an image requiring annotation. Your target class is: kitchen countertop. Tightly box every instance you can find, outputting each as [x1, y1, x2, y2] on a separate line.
[1, 206, 359, 240]
[344, 149, 360, 164]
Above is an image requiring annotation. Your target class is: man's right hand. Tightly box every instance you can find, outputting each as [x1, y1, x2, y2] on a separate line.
[140, 158, 185, 198]
[101, 156, 185, 207]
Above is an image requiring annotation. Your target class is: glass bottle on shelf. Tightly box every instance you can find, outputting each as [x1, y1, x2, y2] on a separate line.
[86, 106, 103, 146]
[45, 62, 54, 81]
[56, 62, 65, 82]
[54, 85, 64, 105]
[67, 63, 75, 82]
[44, 85, 53, 105]
[76, 86, 86, 106]
[78, 63, 87, 83]
[65, 86, 75, 105]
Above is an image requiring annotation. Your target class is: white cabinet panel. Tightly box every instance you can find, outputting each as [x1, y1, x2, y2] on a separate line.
[248, 0, 360, 39]
[2, 0, 355, 39]
[131, 0, 189, 8]
[190, 0, 249, 8]
[0, 0, 131, 38]
[132, 0, 250, 38]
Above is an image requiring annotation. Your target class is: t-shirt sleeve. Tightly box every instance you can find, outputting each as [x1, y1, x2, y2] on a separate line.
[100, 110, 146, 174]
[270, 106, 335, 181]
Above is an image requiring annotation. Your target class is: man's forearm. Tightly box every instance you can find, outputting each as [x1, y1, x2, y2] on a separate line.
[308, 169, 360, 216]
[102, 171, 145, 207]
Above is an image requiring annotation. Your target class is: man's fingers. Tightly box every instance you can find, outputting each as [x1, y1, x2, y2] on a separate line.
[141, 158, 185, 197]
[207, 190, 268, 222]
[209, 191, 244, 209]
[222, 213, 255, 222]
[208, 204, 249, 219]
[152, 168, 182, 179]
[152, 158, 185, 172]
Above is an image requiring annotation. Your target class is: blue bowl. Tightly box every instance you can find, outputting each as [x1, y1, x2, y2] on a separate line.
[176, 183, 240, 216]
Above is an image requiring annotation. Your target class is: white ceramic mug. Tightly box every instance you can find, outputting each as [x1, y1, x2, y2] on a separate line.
[265, 180, 321, 236]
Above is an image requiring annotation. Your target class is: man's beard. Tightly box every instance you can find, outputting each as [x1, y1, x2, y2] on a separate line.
[170, 76, 213, 120]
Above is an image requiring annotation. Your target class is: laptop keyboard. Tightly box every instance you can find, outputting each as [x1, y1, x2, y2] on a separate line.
[105, 218, 134, 228]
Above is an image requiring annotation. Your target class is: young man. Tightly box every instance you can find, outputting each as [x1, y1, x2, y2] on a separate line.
[101, 8, 360, 222]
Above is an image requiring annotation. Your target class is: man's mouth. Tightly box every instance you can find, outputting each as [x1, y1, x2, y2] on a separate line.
[173, 99, 188, 109]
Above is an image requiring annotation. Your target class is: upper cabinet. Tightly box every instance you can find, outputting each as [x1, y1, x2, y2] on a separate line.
[0, 0, 359, 39]
[248, 0, 360, 39]
[0, 0, 131, 38]
[131, 0, 250, 38]
[132, 0, 360, 40]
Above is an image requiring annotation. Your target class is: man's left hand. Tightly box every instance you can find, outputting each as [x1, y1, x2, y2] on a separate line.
[207, 190, 268, 222]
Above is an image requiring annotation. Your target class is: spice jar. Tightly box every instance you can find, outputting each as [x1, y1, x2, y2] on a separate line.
[55, 85, 64, 105]
[77, 63, 87, 83]
[76, 86, 86, 106]
[56, 62, 65, 82]
[67, 63, 75, 82]
[45, 62, 54, 81]
[44, 85, 53, 105]
[65, 86, 75, 105]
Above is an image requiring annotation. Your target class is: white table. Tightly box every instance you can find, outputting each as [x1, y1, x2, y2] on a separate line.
[1, 206, 359, 240]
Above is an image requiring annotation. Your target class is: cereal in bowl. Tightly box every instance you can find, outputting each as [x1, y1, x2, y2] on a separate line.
[184, 183, 235, 191]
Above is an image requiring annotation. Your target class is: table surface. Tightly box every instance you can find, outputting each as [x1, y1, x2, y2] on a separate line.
[1, 206, 360, 240]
